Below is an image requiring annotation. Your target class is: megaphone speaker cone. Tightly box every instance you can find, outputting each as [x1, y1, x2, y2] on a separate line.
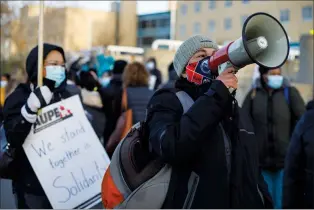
[242, 12, 289, 69]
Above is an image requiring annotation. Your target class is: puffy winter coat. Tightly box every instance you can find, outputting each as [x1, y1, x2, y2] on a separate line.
[242, 78, 305, 170]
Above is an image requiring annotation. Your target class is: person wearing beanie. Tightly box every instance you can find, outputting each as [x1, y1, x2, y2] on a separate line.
[3, 43, 74, 208]
[145, 35, 273, 208]
[242, 65, 305, 208]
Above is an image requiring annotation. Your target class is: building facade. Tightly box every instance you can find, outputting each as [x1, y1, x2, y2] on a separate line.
[12, 2, 137, 54]
[137, 11, 171, 48]
[175, 1, 313, 44]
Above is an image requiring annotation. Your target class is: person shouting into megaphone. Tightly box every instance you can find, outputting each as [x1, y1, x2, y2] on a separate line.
[3, 43, 75, 209]
[145, 35, 273, 208]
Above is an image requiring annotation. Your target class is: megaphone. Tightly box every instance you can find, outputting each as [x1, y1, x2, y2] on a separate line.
[209, 12, 290, 76]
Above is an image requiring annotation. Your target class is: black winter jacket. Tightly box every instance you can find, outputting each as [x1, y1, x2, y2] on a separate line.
[3, 84, 72, 195]
[242, 78, 305, 171]
[146, 78, 273, 208]
[282, 100, 314, 209]
[100, 74, 123, 143]
[3, 43, 72, 195]
[125, 87, 153, 123]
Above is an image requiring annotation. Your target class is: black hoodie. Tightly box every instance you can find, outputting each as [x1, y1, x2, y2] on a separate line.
[26, 43, 67, 93]
[3, 44, 72, 195]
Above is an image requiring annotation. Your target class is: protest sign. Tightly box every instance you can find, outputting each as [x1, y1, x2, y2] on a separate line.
[23, 95, 110, 209]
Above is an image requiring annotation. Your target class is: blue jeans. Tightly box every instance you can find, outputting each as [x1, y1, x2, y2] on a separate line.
[262, 170, 284, 209]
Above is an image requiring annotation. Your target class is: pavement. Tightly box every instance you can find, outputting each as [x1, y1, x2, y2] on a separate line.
[0, 179, 103, 209]
[0, 179, 16, 209]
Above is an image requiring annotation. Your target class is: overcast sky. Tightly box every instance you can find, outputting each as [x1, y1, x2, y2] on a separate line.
[9, 1, 170, 15]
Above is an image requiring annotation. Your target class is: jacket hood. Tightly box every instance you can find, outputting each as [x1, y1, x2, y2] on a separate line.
[253, 77, 291, 90]
[26, 43, 67, 92]
[306, 100, 314, 110]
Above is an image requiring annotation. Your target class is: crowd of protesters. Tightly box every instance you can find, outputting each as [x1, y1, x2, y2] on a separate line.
[0, 36, 313, 209]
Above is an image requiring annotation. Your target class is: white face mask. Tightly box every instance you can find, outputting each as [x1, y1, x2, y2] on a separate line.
[146, 62, 155, 71]
[45, 65, 66, 88]
[100, 77, 111, 87]
[0, 80, 8, 88]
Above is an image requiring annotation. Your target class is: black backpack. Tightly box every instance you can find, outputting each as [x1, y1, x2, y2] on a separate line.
[101, 89, 194, 209]
[0, 122, 16, 179]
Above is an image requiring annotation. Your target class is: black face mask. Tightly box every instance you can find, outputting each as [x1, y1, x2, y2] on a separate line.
[185, 56, 217, 86]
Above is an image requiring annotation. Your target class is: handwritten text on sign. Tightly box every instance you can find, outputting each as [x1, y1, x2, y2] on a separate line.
[23, 95, 110, 209]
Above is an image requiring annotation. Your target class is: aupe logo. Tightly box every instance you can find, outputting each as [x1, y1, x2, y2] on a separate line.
[34, 105, 73, 133]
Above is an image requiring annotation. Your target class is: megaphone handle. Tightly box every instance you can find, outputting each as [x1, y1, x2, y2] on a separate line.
[218, 61, 238, 94]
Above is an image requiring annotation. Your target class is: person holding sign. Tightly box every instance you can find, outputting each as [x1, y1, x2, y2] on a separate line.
[3, 43, 73, 209]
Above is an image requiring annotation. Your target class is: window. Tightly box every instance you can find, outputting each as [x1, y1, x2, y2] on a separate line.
[224, 18, 232, 30]
[225, 0, 232, 8]
[280, 9, 290, 23]
[302, 6, 313, 21]
[208, 20, 216, 32]
[158, 18, 170, 27]
[242, 0, 249, 4]
[142, 37, 154, 45]
[241, 15, 248, 26]
[194, 2, 201, 13]
[180, 25, 186, 36]
[140, 21, 146, 29]
[151, 20, 157, 28]
[141, 20, 149, 29]
[194, 22, 201, 34]
[181, 4, 187, 15]
[209, 0, 216, 10]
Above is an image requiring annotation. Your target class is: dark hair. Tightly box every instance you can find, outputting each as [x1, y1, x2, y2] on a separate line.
[258, 66, 270, 75]
[3, 73, 11, 81]
[168, 62, 174, 72]
[258, 66, 281, 76]
[113, 60, 128, 75]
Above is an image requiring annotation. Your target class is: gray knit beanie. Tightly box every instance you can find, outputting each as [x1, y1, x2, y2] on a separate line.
[173, 35, 219, 77]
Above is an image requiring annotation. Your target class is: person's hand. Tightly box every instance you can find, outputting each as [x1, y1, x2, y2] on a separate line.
[216, 68, 238, 90]
[21, 86, 53, 123]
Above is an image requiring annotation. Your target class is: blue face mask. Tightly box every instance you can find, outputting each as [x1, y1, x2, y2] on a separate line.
[45, 66, 66, 88]
[100, 77, 111, 87]
[267, 75, 283, 89]
[0, 80, 8, 88]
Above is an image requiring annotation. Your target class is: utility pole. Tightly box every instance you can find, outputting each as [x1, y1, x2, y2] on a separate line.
[114, 1, 120, 45]
[169, 1, 177, 40]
